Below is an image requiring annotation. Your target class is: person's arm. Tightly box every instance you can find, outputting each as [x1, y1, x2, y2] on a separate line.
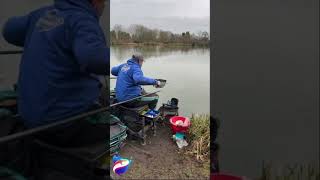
[2, 15, 30, 47]
[72, 15, 110, 75]
[132, 67, 157, 85]
[111, 64, 125, 76]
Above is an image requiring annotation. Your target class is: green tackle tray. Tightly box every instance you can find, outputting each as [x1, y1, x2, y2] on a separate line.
[110, 123, 127, 145]
[0, 90, 17, 102]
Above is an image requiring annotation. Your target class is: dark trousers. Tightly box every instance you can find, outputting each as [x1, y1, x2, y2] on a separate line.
[124, 93, 159, 110]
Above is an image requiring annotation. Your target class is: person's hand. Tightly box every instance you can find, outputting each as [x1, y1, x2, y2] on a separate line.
[154, 80, 161, 88]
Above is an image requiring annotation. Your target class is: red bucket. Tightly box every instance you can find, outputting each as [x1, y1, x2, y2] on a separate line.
[169, 116, 191, 134]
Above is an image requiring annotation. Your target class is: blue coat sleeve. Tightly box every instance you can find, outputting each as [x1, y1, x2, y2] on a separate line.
[2, 15, 30, 47]
[71, 15, 109, 75]
[111, 63, 125, 76]
[132, 66, 157, 85]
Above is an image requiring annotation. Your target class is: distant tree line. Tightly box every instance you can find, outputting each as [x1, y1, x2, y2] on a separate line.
[110, 24, 209, 46]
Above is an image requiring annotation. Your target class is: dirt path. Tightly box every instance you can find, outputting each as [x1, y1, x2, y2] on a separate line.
[110, 124, 209, 179]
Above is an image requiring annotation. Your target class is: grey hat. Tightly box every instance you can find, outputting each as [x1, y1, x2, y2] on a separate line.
[132, 53, 144, 61]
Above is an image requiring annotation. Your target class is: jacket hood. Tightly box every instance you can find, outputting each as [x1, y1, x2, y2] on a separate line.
[54, 0, 98, 19]
[127, 58, 140, 66]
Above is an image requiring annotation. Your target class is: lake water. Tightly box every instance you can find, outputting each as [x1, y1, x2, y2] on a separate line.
[110, 45, 210, 117]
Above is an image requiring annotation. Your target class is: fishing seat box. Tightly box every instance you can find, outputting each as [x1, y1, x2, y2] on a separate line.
[115, 105, 160, 145]
[0, 90, 20, 162]
[110, 89, 116, 105]
[0, 90, 18, 114]
[110, 115, 127, 154]
[116, 105, 149, 132]
[0, 119, 39, 180]
[32, 138, 108, 180]
[0, 167, 28, 180]
[31, 114, 127, 180]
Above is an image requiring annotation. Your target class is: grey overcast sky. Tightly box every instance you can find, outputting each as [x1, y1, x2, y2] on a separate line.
[111, 0, 210, 34]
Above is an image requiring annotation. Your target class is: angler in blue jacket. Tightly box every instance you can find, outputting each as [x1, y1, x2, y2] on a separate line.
[2, 0, 109, 146]
[111, 54, 161, 109]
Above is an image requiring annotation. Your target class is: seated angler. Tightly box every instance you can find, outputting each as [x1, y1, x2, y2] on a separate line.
[2, 0, 109, 147]
[111, 53, 161, 110]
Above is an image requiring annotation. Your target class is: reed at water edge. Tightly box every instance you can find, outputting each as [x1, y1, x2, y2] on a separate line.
[259, 161, 319, 180]
[186, 114, 210, 162]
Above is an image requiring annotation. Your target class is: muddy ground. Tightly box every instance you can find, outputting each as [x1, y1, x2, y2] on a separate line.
[110, 124, 210, 179]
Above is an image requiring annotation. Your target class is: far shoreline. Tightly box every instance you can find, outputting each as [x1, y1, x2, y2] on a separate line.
[111, 42, 209, 47]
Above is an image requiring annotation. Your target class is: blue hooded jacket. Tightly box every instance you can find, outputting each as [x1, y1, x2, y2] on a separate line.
[111, 58, 157, 102]
[2, 0, 109, 127]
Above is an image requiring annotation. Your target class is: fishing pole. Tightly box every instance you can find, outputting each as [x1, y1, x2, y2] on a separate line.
[0, 90, 160, 144]
[110, 77, 168, 86]
[0, 50, 23, 55]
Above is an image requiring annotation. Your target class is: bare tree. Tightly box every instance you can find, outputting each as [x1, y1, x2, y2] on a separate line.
[113, 24, 123, 40]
